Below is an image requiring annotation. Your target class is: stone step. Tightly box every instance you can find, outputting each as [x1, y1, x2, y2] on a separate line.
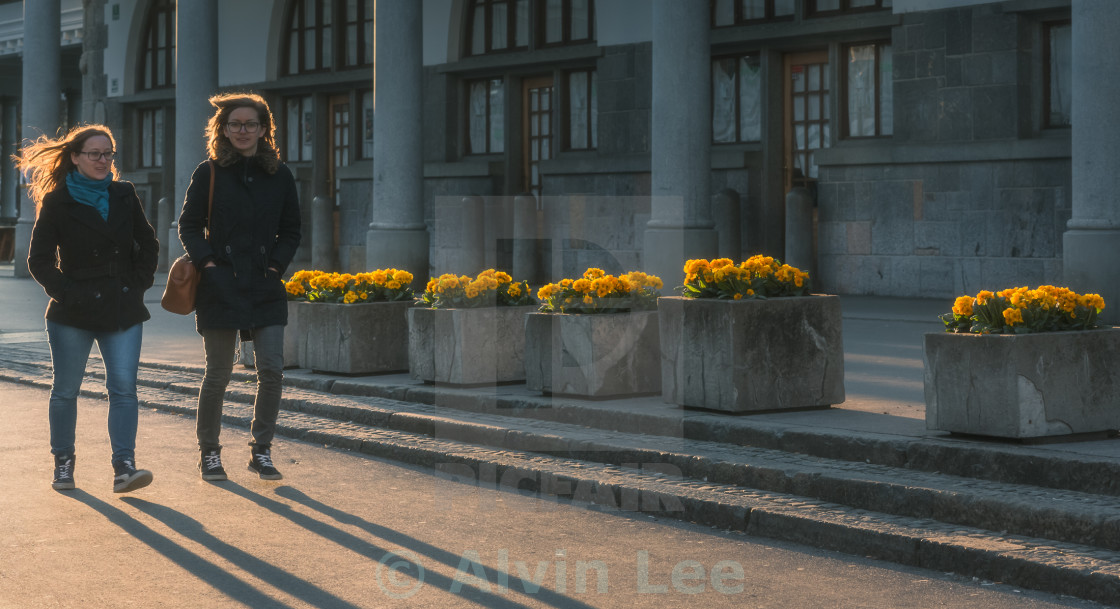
[2, 364, 1120, 605]
[5, 352, 1120, 559]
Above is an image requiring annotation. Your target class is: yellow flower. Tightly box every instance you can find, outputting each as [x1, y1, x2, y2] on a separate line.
[343, 291, 359, 304]
[582, 295, 593, 305]
[508, 283, 522, 297]
[572, 278, 592, 294]
[733, 293, 742, 300]
[1002, 307, 1023, 326]
[583, 268, 605, 280]
[464, 284, 479, 299]
[952, 296, 974, 318]
[359, 291, 368, 300]
[976, 290, 994, 305]
[537, 284, 556, 300]
[387, 280, 401, 290]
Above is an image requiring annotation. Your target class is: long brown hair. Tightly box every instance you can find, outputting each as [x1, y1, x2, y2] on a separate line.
[206, 92, 280, 174]
[12, 124, 120, 209]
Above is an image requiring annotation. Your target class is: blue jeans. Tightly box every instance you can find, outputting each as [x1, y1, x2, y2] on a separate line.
[196, 325, 285, 452]
[46, 320, 143, 463]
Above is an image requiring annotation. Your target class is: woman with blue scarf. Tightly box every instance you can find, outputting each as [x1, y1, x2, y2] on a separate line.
[19, 125, 159, 493]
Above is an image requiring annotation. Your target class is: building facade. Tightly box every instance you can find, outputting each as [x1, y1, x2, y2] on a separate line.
[1, 0, 1116, 321]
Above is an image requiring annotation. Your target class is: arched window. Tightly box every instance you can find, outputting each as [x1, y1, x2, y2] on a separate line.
[284, 0, 374, 75]
[286, 0, 333, 74]
[139, 0, 175, 90]
[465, 0, 594, 57]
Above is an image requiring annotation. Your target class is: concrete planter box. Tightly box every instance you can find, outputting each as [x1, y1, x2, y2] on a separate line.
[408, 306, 536, 385]
[524, 311, 661, 398]
[238, 300, 303, 369]
[299, 301, 412, 375]
[924, 328, 1120, 439]
[658, 295, 845, 413]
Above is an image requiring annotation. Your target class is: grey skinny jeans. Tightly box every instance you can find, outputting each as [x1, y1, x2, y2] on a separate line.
[196, 325, 285, 452]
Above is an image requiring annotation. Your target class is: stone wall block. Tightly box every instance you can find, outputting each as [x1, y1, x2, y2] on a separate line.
[659, 296, 845, 412]
[925, 329, 1120, 438]
[524, 311, 661, 397]
[299, 301, 412, 375]
[408, 306, 536, 385]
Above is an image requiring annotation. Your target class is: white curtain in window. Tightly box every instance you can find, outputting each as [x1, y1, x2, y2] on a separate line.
[739, 56, 761, 141]
[545, 0, 562, 43]
[569, 72, 588, 149]
[714, 0, 734, 25]
[847, 44, 876, 137]
[492, 1, 508, 49]
[742, 0, 765, 20]
[469, 81, 488, 153]
[1049, 24, 1071, 126]
[286, 99, 301, 160]
[571, 0, 590, 40]
[489, 79, 505, 153]
[712, 58, 736, 143]
[590, 71, 598, 148]
[879, 44, 893, 135]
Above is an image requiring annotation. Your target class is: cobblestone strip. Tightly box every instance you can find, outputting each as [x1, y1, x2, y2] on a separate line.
[3, 348, 1120, 559]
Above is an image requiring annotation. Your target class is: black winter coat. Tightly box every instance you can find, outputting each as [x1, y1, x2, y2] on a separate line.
[178, 156, 301, 333]
[28, 181, 159, 332]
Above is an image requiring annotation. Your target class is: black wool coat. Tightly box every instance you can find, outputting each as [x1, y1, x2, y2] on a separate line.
[28, 181, 159, 332]
[178, 156, 301, 333]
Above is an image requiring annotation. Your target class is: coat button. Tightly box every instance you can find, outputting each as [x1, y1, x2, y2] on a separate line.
[225, 245, 232, 253]
[260, 246, 266, 254]
[122, 286, 129, 293]
[93, 291, 101, 299]
[112, 247, 120, 255]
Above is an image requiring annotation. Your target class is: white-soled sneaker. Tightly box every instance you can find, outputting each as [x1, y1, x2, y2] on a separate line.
[248, 448, 282, 480]
[53, 453, 75, 490]
[112, 459, 153, 493]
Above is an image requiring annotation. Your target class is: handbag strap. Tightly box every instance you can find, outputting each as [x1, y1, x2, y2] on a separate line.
[205, 159, 214, 238]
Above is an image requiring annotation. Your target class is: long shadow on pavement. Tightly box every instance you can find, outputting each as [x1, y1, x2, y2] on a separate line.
[122, 495, 366, 609]
[214, 481, 598, 608]
[64, 490, 300, 609]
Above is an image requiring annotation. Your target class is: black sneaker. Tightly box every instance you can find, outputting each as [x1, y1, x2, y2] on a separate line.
[199, 449, 227, 481]
[248, 448, 283, 480]
[52, 453, 75, 490]
[112, 458, 153, 493]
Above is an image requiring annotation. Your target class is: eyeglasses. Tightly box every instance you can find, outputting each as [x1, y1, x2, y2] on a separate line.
[78, 150, 115, 162]
[226, 121, 262, 134]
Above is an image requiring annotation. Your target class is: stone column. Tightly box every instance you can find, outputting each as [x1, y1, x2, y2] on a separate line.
[1, 99, 17, 220]
[171, 0, 218, 261]
[1064, 0, 1120, 325]
[367, 0, 429, 282]
[643, 0, 717, 288]
[15, 0, 61, 278]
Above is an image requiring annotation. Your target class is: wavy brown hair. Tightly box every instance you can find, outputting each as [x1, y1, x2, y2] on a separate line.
[12, 124, 120, 211]
[206, 92, 280, 174]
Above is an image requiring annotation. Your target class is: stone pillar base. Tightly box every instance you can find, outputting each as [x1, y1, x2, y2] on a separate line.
[13, 215, 32, 277]
[642, 227, 719, 292]
[1063, 228, 1120, 325]
[366, 227, 429, 284]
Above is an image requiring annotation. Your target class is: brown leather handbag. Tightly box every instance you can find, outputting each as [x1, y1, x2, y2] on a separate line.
[160, 160, 214, 315]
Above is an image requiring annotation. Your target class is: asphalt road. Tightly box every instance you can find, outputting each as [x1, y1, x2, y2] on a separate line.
[0, 383, 1102, 609]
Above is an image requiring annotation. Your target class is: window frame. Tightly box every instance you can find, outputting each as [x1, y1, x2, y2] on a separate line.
[465, 0, 594, 57]
[284, 0, 333, 76]
[808, 0, 892, 17]
[339, 0, 374, 69]
[711, 0, 796, 27]
[840, 40, 893, 139]
[711, 52, 764, 145]
[283, 94, 315, 163]
[136, 106, 166, 169]
[564, 68, 597, 151]
[138, 0, 175, 91]
[1042, 19, 1071, 130]
[466, 77, 506, 155]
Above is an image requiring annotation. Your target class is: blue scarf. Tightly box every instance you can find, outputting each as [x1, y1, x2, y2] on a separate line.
[65, 171, 112, 221]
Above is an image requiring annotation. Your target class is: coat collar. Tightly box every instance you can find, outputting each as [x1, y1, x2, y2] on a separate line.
[52, 183, 131, 238]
